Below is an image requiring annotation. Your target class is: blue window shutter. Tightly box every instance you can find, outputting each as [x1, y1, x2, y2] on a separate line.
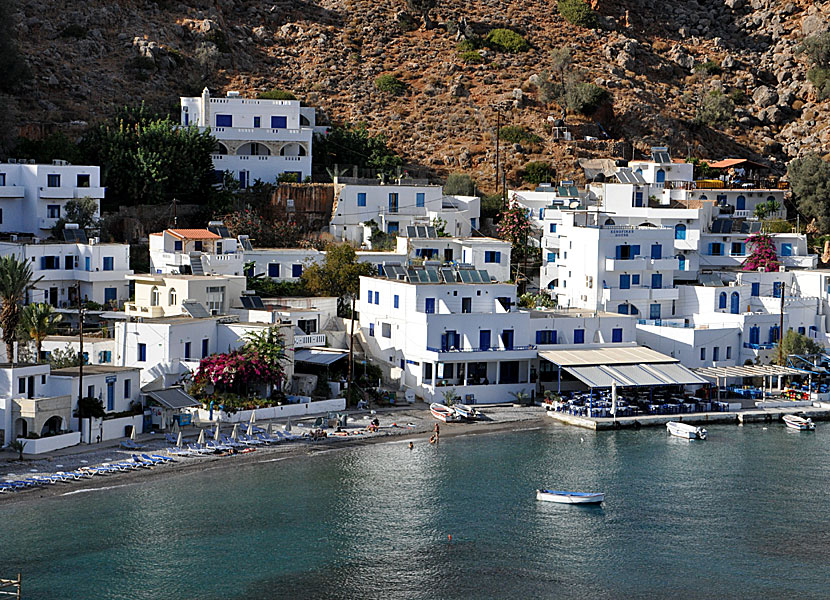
[632, 245, 640, 257]
[612, 328, 623, 343]
[615, 245, 621, 259]
[551, 330, 557, 344]
[367, 290, 372, 303]
[751, 282, 759, 297]
[536, 331, 543, 344]
[374, 291, 379, 304]
[40, 256, 46, 270]
[268, 264, 279, 277]
[416, 193, 425, 207]
[632, 274, 640, 285]
[215, 114, 232, 127]
[394, 295, 399, 308]
[357, 193, 366, 207]
[271, 116, 287, 128]
[494, 251, 501, 263]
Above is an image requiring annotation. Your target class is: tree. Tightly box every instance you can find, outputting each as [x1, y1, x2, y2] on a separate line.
[754, 198, 781, 220]
[800, 32, 830, 100]
[496, 201, 533, 251]
[550, 47, 573, 98]
[524, 161, 554, 185]
[444, 173, 476, 196]
[244, 326, 287, 366]
[301, 244, 376, 315]
[778, 330, 823, 364]
[313, 124, 403, 177]
[49, 344, 82, 369]
[558, 0, 598, 28]
[742, 232, 780, 272]
[8, 439, 26, 460]
[565, 82, 611, 116]
[0, 255, 40, 364]
[75, 396, 106, 419]
[51, 197, 99, 238]
[788, 154, 830, 232]
[19, 303, 62, 361]
[80, 104, 216, 209]
[694, 89, 735, 126]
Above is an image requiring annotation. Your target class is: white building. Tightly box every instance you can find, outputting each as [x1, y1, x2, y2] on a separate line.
[0, 237, 132, 307]
[125, 273, 247, 318]
[329, 184, 480, 245]
[149, 225, 245, 276]
[0, 161, 104, 238]
[181, 88, 315, 185]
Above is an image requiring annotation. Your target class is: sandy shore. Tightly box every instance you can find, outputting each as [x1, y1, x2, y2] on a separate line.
[0, 403, 547, 504]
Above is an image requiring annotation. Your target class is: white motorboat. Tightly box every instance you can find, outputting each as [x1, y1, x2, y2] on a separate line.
[430, 403, 460, 423]
[536, 489, 605, 504]
[783, 414, 815, 431]
[453, 404, 479, 420]
[667, 421, 707, 440]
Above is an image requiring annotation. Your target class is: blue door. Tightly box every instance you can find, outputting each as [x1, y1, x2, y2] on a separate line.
[656, 169, 666, 183]
[650, 304, 661, 320]
[651, 274, 662, 289]
[104, 288, 117, 304]
[651, 244, 662, 259]
[736, 195, 746, 210]
[678, 255, 686, 271]
[619, 274, 630, 289]
[749, 326, 760, 345]
[751, 282, 760, 297]
[106, 382, 114, 411]
[501, 330, 514, 350]
[612, 328, 623, 343]
[479, 330, 490, 350]
[730, 292, 740, 315]
[84, 257, 90, 271]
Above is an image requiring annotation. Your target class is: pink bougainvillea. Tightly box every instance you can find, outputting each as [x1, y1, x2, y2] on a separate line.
[742, 232, 780, 272]
[496, 200, 532, 249]
[193, 348, 284, 392]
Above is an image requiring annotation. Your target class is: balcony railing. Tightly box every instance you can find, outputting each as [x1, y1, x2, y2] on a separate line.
[743, 342, 776, 350]
[426, 344, 536, 353]
[294, 333, 326, 348]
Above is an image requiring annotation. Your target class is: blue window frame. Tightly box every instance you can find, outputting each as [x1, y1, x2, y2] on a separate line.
[202, 338, 209, 358]
[634, 191, 644, 207]
[104, 288, 117, 304]
[480, 330, 491, 350]
[700, 347, 706, 361]
[651, 244, 662, 260]
[270, 116, 287, 129]
[292, 264, 303, 278]
[649, 303, 661, 320]
[619, 274, 630, 289]
[124, 379, 131, 400]
[357, 192, 366, 207]
[678, 255, 686, 271]
[781, 243, 792, 257]
[773, 282, 783, 298]
[501, 329, 514, 350]
[726, 346, 732, 359]
[651, 274, 662, 289]
[549, 223, 557, 233]
[769, 326, 779, 343]
[388, 193, 398, 213]
[573, 329, 585, 344]
[184, 342, 191, 360]
[387, 222, 399, 234]
[369, 323, 374, 337]
[632, 274, 640, 285]
[719, 292, 727, 309]
[174, 240, 183, 251]
[709, 243, 723, 256]
[731, 242, 745, 256]
[736, 195, 746, 210]
[798, 326, 806, 335]
[751, 282, 760, 297]
[674, 224, 686, 240]
[612, 328, 623, 343]
[367, 289, 373, 304]
[215, 114, 232, 127]
[268, 263, 280, 277]
[47, 204, 60, 218]
[374, 291, 379, 304]
[656, 169, 666, 183]
[137, 343, 146, 362]
[484, 251, 501, 263]
[253, 116, 261, 128]
[394, 294, 399, 309]
[416, 193, 425, 208]
[107, 382, 114, 411]
[103, 256, 114, 271]
[730, 292, 740, 315]
[617, 303, 629, 315]
[536, 330, 557, 344]
[425, 298, 435, 313]
[47, 174, 61, 187]
[749, 326, 760, 345]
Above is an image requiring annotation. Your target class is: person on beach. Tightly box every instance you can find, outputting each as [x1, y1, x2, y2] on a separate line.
[408, 441, 414, 450]
[429, 435, 436, 445]
[433, 422, 440, 443]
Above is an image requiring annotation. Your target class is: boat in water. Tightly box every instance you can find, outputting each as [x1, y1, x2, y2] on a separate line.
[430, 403, 460, 422]
[783, 414, 816, 431]
[536, 489, 605, 504]
[667, 421, 707, 440]
[453, 404, 479, 420]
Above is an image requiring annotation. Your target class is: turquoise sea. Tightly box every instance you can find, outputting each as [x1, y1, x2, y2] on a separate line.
[2, 422, 829, 599]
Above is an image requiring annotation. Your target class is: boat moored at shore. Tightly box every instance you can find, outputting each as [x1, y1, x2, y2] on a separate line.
[430, 403, 460, 422]
[667, 421, 707, 440]
[783, 414, 816, 431]
[536, 490, 605, 504]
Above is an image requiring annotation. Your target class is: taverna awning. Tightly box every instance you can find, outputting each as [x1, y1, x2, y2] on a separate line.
[694, 365, 802, 380]
[294, 349, 348, 366]
[539, 346, 707, 388]
[146, 387, 200, 409]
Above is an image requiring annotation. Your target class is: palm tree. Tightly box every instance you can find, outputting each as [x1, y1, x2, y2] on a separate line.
[0, 255, 40, 364]
[20, 302, 63, 361]
[8, 439, 26, 460]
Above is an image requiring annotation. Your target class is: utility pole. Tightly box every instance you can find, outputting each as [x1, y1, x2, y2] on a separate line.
[494, 108, 501, 191]
[778, 281, 785, 365]
[347, 294, 356, 405]
[76, 282, 85, 441]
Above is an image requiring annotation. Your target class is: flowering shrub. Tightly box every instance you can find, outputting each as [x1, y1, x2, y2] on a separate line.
[743, 232, 780, 272]
[193, 348, 284, 394]
[496, 201, 532, 249]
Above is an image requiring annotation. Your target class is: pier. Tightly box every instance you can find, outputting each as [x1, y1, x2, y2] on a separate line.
[547, 406, 830, 431]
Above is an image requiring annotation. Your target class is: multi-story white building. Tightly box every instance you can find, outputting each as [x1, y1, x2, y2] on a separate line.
[329, 183, 480, 245]
[0, 237, 132, 307]
[125, 273, 247, 318]
[181, 88, 315, 186]
[0, 161, 104, 238]
[149, 226, 245, 276]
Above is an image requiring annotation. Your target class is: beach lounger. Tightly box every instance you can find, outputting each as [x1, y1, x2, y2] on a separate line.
[121, 439, 144, 450]
[239, 435, 264, 446]
[145, 453, 175, 463]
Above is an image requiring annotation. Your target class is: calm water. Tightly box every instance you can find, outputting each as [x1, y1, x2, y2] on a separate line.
[2, 422, 829, 599]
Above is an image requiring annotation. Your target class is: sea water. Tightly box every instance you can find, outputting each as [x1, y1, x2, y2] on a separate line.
[1, 423, 829, 599]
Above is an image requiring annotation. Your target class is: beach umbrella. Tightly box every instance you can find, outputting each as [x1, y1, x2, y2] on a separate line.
[611, 381, 618, 418]
[249, 412, 256, 425]
[197, 429, 205, 445]
[214, 424, 221, 442]
[171, 421, 180, 434]
[130, 426, 137, 441]
[284, 419, 292, 432]
[231, 424, 239, 441]
[176, 431, 183, 448]
[246, 421, 254, 437]
[268, 422, 276, 436]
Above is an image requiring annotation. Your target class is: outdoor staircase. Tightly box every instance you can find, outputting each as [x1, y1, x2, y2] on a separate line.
[189, 253, 205, 275]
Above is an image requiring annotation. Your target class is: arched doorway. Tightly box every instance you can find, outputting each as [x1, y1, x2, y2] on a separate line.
[213, 142, 229, 155]
[41, 416, 62, 436]
[656, 169, 666, 183]
[279, 142, 307, 157]
[237, 142, 271, 156]
[14, 418, 28, 438]
[730, 291, 740, 315]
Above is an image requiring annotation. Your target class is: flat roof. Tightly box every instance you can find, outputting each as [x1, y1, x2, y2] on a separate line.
[539, 346, 677, 367]
[694, 365, 802, 379]
[51, 365, 141, 376]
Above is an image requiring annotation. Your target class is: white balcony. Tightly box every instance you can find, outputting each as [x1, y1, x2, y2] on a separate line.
[74, 186, 105, 199]
[125, 303, 165, 318]
[211, 154, 310, 168]
[648, 257, 679, 270]
[0, 185, 24, 198]
[38, 186, 74, 199]
[603, 287, 650, 301]
[38, 217, 59, 229]
[295, 333, 327, 348]
[650, 287, 680, 300]
[209, 126, 313, 143]
[605, 257, 647, 271]
[781, 255, 818, 269]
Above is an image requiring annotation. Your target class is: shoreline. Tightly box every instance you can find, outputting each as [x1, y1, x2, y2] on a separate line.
[0, 405, 547, 505]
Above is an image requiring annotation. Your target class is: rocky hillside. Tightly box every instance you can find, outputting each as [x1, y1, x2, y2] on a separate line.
[6, 0, 830, 189]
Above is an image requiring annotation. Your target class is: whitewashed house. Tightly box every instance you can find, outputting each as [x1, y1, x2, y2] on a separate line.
[0, 161, 104, 238]
[149, 225, 245, 276]
[0, 237, 132, 307]
[125, 273, 247, 318]
[181, 88, 315, 185]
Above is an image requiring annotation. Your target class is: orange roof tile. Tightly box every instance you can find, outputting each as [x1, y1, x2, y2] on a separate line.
[167, 228, 221, 240]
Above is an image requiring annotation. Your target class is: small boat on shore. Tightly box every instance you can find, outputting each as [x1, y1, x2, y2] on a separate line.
[783, 414, 815, 431]
[430, 403, 460, 422]
[453, 404, 479, 420]
[667, 421, 707, 440]
[536, 489, 605, 504]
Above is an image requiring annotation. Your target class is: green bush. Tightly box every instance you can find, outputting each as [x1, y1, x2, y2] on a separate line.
[258, 88, 297, 100]
[459, 50, 484, 64]
[480, 194, 504, 219]
[694, 61, 722, 75]
[456, 38, 479, 53]
[558, 0, 598, 28]
[807, 68, 830, 100]
[484, 28, 530, 53]
[523, 161, 554, 185]
[277, 172, 300, 183]
[498, 125, 542, 144]
[375, 74, 407, 96]
[764, 219, 793, 233]
[564, 82, 611, 115]
[444, 173, 476, 196]
[694, 89, 734, 126]
[729, 88, 747, 105]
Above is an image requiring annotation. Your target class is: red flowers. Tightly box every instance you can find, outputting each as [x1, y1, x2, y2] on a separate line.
[742, 232, 780, 272]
